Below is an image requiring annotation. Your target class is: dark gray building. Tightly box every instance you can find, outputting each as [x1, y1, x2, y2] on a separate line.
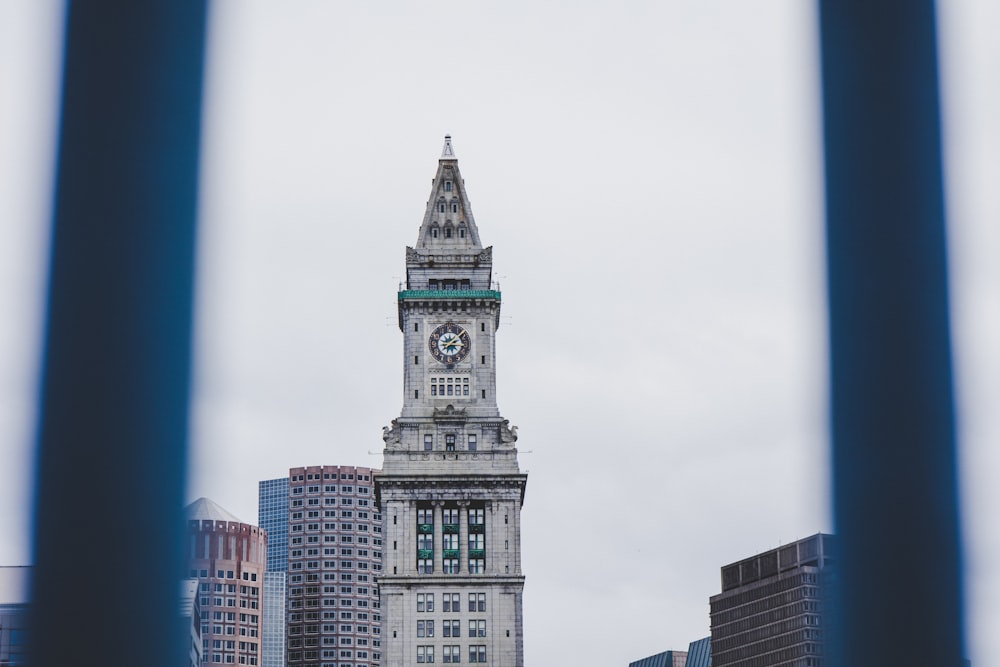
[709, 534, 834, 667]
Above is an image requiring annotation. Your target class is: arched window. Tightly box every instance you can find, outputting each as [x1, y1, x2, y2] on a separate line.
[431, 227, 439, 239]
[451, 201, 458, 213]
[445, 227, 452, 239]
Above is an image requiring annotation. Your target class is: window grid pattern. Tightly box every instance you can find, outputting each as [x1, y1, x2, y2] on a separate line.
[285, 466, 383, 667]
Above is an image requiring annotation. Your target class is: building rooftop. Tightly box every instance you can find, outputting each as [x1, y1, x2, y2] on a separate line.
[718, 532, 835, 593]
[685, 637, 712, 667]
[186, 497, 244, 524]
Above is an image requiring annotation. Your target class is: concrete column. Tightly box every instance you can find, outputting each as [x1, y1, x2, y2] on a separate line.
[488, 502, 498, 575]
[458, 502, 470, 573]
[433, 502, 444, 574]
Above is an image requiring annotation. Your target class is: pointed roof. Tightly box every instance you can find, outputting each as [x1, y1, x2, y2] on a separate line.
[186, 497, 244, 524]
[441, 134, 456, 158]
[414, 134, 483, 250]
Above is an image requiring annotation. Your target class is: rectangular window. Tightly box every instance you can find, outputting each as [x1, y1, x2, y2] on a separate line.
[442, 619, 460, 638]
[443, 645, 461, 664]
[469, 646, 486, 663]
[469, 593, 486, 612]
[443, 558, 459, 574]
[445, 434, 455, 451]
[430, 376, 470, 399]
[469, 620, 486, 638]
[424, 435, 433, 451]
[468, 434, 476, 451]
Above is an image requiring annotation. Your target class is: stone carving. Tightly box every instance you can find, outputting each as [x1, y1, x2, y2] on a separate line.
[382, 420, 401, 447]
[499, 420, 518, 444]
[478, 247, 493, 263]
[433, 404, 468, 422]
[406, 247, 421, 262]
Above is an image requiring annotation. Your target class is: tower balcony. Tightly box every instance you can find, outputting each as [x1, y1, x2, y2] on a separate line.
[397, 289, 501, 301]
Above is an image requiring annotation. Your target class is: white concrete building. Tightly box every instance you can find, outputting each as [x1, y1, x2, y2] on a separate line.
[376, 136, 527, 667]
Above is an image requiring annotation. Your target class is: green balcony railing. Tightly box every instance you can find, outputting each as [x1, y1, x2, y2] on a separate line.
[443, 549, 460, 559]
[417, 549, 433, 560]
[418, 523, 433, 534]
[443, 523, 459, 534]
[469, 550, 486, 560]
[468, 523, 485, 534]
[398, 290, 501, 301]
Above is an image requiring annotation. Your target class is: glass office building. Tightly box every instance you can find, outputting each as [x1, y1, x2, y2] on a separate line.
[260, 477, 290, 667]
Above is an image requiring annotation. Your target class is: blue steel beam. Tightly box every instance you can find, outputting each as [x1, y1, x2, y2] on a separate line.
[30, 3, 207, 666]
[818, 2, 965, 666]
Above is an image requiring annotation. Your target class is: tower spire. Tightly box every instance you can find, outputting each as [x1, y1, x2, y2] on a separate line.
[414, 135, 483, 250]
[441, 133, 456, 159]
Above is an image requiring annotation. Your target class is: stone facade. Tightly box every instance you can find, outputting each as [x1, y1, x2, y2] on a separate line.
[376, 136, 527, 667]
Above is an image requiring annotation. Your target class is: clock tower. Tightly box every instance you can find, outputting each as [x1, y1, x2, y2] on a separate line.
[375, 136, 527, 667]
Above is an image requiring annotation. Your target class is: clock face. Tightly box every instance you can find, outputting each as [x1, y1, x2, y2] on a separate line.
[429, 323, 471, 364]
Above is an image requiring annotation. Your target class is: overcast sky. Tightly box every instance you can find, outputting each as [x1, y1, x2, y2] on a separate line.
[1, 2, 998, 666]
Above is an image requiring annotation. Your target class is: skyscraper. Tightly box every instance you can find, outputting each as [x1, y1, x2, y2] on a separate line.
[263, 465, 383, 667]
[186, 498, 267, 666]
[259, 477, 290, 667]
[709, 534, 834, 667]
[376, 136, 528, 667]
